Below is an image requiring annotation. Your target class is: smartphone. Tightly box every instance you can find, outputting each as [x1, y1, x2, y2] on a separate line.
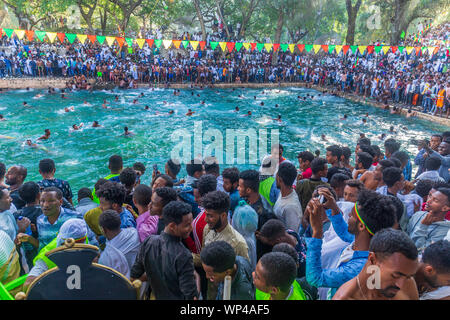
[319, 195, 325, 204]
[153, 164, 158, 173]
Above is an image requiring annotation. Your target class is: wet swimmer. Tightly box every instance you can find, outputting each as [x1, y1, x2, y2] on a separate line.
[186, 109, 195, 116]
[144, 105, 150, 110]
[0, 114, 6, 121]
[72, 123, 83, 130]
[123, 126, 135, 136]
[340, 114, 348, 120]
[33, 93, 44, 99]
[244, 111, 252, 117]
[64, 106, 75, 112]
[275, 104, 279, 108]
[26, 139, 38, 148]
[272, 115, 282, 122]
[23, 101, 31, 108]
[139, 92, 145, 98]
[362, 118, 367, 124]
[61, 93, 68, 99]
[260, 102, 264, 106]
[168, 110, 174, 115]
[115, 95, 119, 102]
[37, 129, 51, 141]
[234, 106, 240, 112]
[201, 101, 205, 105]
[83, 100, 92, 106]
[133, 99, 138, 104]
[92, 121, 101, 127]
[321, 134, 328, 141]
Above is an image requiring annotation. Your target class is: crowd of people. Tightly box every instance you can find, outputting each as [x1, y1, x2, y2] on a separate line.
[0, 23, 448, 117]
[1, 129, 450, 300]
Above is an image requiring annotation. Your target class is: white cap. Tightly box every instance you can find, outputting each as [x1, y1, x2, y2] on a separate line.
[56, 218, 87, 246]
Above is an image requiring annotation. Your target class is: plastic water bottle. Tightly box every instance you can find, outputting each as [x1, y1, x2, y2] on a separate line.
[17, 216, 32, 235]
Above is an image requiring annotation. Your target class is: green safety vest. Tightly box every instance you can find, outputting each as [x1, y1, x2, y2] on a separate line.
[259, 177, 275, 206]
[33, 237, 89, 269]
[255, 280, 306, 300]
[92, 174, 120, 204]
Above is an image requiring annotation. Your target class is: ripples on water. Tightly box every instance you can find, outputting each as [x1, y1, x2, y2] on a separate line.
[0, 87, 448, 197]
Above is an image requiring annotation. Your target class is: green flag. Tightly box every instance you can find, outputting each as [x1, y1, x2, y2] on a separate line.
[97, 36, 105, 45]
[65, 33, 77, 44]
[398, 46, 405, 53]
[181, 40, 189, 48]
[3, 29, 13, 38]
[235, 42, 243, 52]
[328, 45, 336, 53]
[305, 44, 313, 52]
[374, 46, 382, 54]
[350, 45, 358, 54]
[154, 39, 162, 48]
[280, 44, 289, 52]
[210, 41, 219, 50]
[125, 37, 133, 47]
[256, 43, 264, 52]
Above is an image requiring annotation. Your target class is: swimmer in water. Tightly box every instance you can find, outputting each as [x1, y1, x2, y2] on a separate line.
[168, 110, 174, 115]
[275, 104, 279, 108]
[144, 105, 149, 110]
[260, 102, 264, 106]
[163, 101, 168, 104]
[64, 106, 75, 112]
[123, 126, 134, 136]
[83, 100, 92, 106]
[235, 106, 240, 112]
[26, 139, 38, 148]
[186, 109, 195, 116]
[245, 111, 252, 116]
[61, 93, 67, 99]
[273, 115, 282, 122]
[23, 101, 31, 108]
[92, 121, 101, 127]
[362, 118, 367, 124]
[389, 126, 397, 134]
[360, 133, 366, 139]
[321, 134, 328, 141]
[115, 95, 119, 102]
[37, 129, 51, 140]
[379, 133, 387, 140]
[174, 90, 180, 96]
[201, 101, 205, 105]
[254, 96, 257, 100]
[34, 93, 43, 99]
[0, 114, 5, 121]
[139, 92, 144, 98]
[191, 92, 194, 96]
[133, 99, 138, 104]
[340, 114, 348, 120]
[365, 112, 369, 117]
[196, 94, 200, 97]
[102, 102, 109, 109]
[72, 123, 83, 130]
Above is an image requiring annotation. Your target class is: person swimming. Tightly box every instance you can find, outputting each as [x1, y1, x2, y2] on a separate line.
[340, 114, 348, 120]
[26, 139, 38, 148]
[379, 133, 387, 140]
[61, 93, 67, 99]
[273, 115, 282, 122]
[389, 126, 396, 133]
[144, 105, 149, 110]
[64, 106, 75, 112]
[186, 109, 195, 116]
[168, 110, 174, 115]
[115, 95, 119, 102]
[245, 111, 252, 116]
[0, 114, 5, 121]
[123, 126, 134, 136]
[102, 101, 109, 109]
[33, 93, 43, 99]
[260, 102, 264, 106]
[201, 101, 205, 105]
[362, 118, 367, 124]
[139, 92, 144, 98]
[83, 100, 92, 106]
[275, 104, 279, 108]
[23, 101, 31, 108]
[72, 123, 83, 130]
[37, 129, 51, 140]
[321, 134, 328, 141]
[235, 106, 240, 112]
[92, 121, 101, 127]
[133, 99, 138, 104]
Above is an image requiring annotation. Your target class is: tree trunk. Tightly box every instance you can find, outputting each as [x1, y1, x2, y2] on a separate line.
[345, 0, 362, 45]
[238, 0, 260, 38]
[77, 0, 97, 34]
[390, 0, 411, 44]
[193, 0, 207, 42]
[100, 7, 108, 35]
[272, 8, 284, 65]
[215, 0, 230, 39]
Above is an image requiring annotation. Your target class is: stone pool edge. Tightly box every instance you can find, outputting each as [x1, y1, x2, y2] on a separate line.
[1, 78, 449, 127]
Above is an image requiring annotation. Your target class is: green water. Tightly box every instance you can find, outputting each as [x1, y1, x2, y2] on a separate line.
[0, 87, 448, 200]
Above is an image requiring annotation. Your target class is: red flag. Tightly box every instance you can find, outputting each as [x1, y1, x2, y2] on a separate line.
[88, 35, 97, 44]
[25, 30, 35, 42]
[367, 45, 374, 54]
[414, 47, 421, 55]
[172, 40, 181, 49]
[343, 45, 350, 55]
[199, 41, 206, 50]
[391, 46, 398, 54]
[273, 43, 280, 51]
[116, 37, 125, 48]
[226, 42, 235, 52]
[146, 39, 154, 48]
[321, 45, 328, 53]
[250, 43, 257, 51]
[57, 33, 66, 43]
[297, 44, 305, 52]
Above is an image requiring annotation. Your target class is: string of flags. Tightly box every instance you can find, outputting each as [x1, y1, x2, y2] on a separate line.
[1, 27, 448, 57]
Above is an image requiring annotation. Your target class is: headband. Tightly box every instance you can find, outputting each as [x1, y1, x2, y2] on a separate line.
[354, 202, 374, 236]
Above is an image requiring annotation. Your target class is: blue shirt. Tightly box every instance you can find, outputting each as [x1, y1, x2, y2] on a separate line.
[229, 189, 241, 216]
[403, 159, 412, 181]
[36, 207, 82, 251]
[120, 208, 137, 229]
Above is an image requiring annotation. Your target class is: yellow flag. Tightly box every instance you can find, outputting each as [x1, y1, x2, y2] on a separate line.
[14, 29, 25, 40]
[136, 39, 145, 49]
[77, 34, 87, 44]
[358, 46, 367, 55]
[335, 45, 343, 54]
[46, 32, 57, 43]
[264, 43, 273, 52]
[288, 44, 295, 53]
[243, 43, 251, 51]
[427, 47, 435, 56]
[406, 46, 414, 55]
[163, 39, 172, 49]
[190, 41, 199, 50]
[313, 44, 321, 54]
[219, 42, 227, 52]
[105, 36, 116, 46]
[382, 46, 390, 55]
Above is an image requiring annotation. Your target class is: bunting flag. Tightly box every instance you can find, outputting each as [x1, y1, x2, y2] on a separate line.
[46, 32, 57, 43]
[427, 47, 435, 56]
[321, 45, 328, 53]
[406, 46, 414, 55]
[115, 37, 125, 48]
[66, 33, 77, 44]
[414, 47, 421, 55]
[146, 39, 154, 47]
[88, 35, 97, 44]
[280, 44, 289, 52]
[335, 45, 342, 54]
[105, 36, 116, 46]
[210, 41, 219, 50]
[181, 40, 188, 48]
[391, 46, 398, 54]
[199, 41, 206, 50]
[374, 46, 382, 54]
[235, 42, 243, 52]
[163, 39, 172, 49]
[3, 28, 13, 38]
[256, 43, 264, 52]
[77, 34, 88, 44]
[288, 44, 295, 53]
[273, 43, 280, 52]
[97, 36, 105, 45]
[154, 39, 162, 48]
[297, 44, 305, 52]
[328, 45, 336, 54]
[243, 43, 251, 51]
[227, 42, 235, 52]
[125, 38, 133, 47]
[304, 44, 313, 52]
[264, 43, 273, 52]
[358, 46, 367, 54]
[433, 47, 439, 55]
[136, 38, 146, 49]
[172, 40, 181, 49]
[14, 29, 25, 40]
[342, 45, 350, 55]
[25, 30, 34, 42]
[398, 46, 405, 54]
[219, 42, 226, 52]
[313, 44, 321, 54]
[350, 45, 358, 54]
[57, 33, 66, 43]
[190, 40, 199, 50]
[367, 45, 374, 54]
[382, 46, 390, 54]
[250, 43, 257, 51]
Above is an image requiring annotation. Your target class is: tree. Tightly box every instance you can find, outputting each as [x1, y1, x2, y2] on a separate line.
[345, 0, 362, 45]
[193, 0, 207, 41]
[107, 0, 144, 34]
[76, 0, 98, 33]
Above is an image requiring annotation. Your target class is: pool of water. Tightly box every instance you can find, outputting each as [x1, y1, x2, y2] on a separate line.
[1, 86, 448, 201]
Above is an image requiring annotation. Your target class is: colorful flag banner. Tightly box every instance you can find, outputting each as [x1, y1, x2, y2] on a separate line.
[3, 28, 13, 38]
[273, 43, 280, 52]
[297, 44, 305, 52]
[190, 41, 199, 50]
[210, 41, 219, 50]
[116, 37, 125, 48]
[172, 40, 181, 49]
[235, 42, 243, 52]
[97, 36, 106, 45]
[256, 43, 264, 52]
[14, 29, 25, 40]
[358, 46, 367, 54]
[46, 32, 57, 43]
[146, 39, 154, 47]
[288, 44, 295, 53]
[313, 44, 321, 54]
[243, 43, 251, 51]
[57, 33, 66, 43]
[136, 38, 146, 49]
[163, 39, 172, 49]
[227, 42, 235, 52]
[154, 39, 162, 48]
[264, 43, 273, 52]
[77, 34, 88, 44]
[342, 45, 350, 54]
[65, 33, 77, 44]
[199, 41, 206, 50]
[328, 45, 336, 54]
[304, 44, 313, 52]
[335, 45, 342, 54]
[25, 30, 34, 42]
[280, 44, 289, 52]
[125, 37, 133, 47]
[88, 35, 97, 44]
[105, 36, 116, 46]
